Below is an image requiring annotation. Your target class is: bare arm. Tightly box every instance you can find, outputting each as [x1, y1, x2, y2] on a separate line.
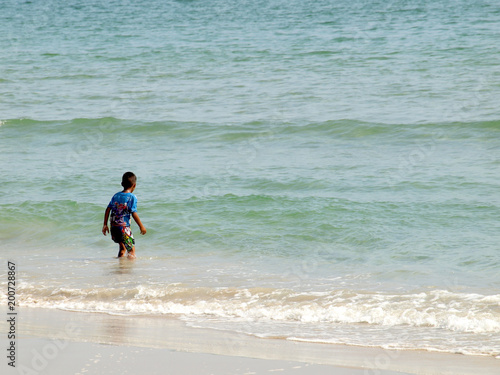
[102, 207, 111, 235]
[132, 212, 146, 235]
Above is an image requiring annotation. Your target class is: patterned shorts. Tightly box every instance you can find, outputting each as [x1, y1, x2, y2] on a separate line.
[110, 226, 135, 252]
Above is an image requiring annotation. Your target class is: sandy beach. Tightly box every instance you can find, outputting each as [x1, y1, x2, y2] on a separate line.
[2, 1, 500, 374]
[1, 307, 498, 375]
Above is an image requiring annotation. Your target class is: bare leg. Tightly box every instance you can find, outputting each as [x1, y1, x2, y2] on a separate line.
[117, 243, 127, 258]
[127, 245, 136, 259]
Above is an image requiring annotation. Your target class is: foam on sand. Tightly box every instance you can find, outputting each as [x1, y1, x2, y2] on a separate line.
[3, 307, 499, 375]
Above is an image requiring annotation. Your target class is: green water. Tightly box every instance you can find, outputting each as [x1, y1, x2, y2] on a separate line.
[1, 0, 499, 357]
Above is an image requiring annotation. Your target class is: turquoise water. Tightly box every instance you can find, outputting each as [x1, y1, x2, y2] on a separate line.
[1, 0, 499, 357]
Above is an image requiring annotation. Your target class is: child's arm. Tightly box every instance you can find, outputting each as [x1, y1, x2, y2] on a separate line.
[132, 212, 146, 235]
[102, 207, 111, 235]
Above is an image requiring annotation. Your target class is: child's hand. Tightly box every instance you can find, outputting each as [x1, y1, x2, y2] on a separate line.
[140, 226, 147, 235]
[102, 225, 109, 236]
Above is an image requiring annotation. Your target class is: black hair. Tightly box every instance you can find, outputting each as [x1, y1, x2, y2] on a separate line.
[121, 171, 137, 189]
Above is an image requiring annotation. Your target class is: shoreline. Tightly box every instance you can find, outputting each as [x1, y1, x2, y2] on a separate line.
[2, 307, 499, 374]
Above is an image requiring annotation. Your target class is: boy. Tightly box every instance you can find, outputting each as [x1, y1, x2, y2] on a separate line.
[102, 172, 146, 259]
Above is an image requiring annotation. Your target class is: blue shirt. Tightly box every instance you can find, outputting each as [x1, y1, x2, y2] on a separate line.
[108, 192, 138, 227]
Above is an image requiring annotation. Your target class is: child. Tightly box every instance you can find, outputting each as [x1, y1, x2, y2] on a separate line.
[102, 172, 146, 259]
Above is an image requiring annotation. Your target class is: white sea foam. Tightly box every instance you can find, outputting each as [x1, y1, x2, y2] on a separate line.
[10, 283, 500, 336]
[2, 278, 499, 357]
[2, 0, 500, 363]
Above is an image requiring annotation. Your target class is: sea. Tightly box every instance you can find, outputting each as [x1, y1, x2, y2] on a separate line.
[1, 0, 499, 359]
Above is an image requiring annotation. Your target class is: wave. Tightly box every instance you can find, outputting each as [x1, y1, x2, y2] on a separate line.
[8, 283, 500, 335]
[2, 117, 499, 142]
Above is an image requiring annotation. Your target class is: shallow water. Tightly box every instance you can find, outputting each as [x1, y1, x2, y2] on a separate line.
[1, 0, 499, 357]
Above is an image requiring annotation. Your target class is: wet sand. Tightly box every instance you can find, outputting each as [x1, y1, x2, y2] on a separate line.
[2, 307, 498, 375]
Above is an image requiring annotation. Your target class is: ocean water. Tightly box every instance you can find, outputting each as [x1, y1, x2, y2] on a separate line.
[1, 0, 500, 358]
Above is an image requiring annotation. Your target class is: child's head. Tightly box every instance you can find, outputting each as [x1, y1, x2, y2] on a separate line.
[121, 171, 137, 190]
